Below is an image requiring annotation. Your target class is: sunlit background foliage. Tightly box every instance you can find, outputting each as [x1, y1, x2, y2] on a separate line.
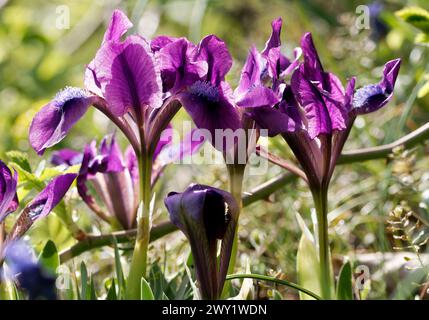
[1, 0, 429, 299]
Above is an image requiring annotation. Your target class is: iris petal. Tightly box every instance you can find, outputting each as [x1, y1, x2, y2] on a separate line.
[29, 87, 92, 155]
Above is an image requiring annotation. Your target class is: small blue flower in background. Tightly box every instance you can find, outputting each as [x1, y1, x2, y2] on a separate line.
[2, 241, 56, 300]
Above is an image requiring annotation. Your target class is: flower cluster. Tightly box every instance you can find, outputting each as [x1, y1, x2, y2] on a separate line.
[15, 9, 401, 300]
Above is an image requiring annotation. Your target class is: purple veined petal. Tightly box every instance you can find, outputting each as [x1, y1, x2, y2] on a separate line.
[344, 77, 356, 112]
[196, 35, 233, 85]
[300, 32, 325, 84]
[246, 105, 298, 137]
[261, 17, 283, 57]
[0, 160, 19, 223]
[235, 85, 280, 108]
[89, 35, 162, 117]
[178, 81, 241, 151]
[266, 47, 291, 80]
[280, 47, 302, 77]
[99, 135, 125, 173]
[76, 142, 111, 222]
[158, 38, 208, 93]
[322, 72, 347, 131]
[235, 46, 263, 99]
[124, 146, 138, 185]
[291, 67, 331, 139]
[26, 173, 77, 222]
[352, 58, 401, 114]
[50, 149, 83, 166]
[29, 87, 93, 155]
[102, 9, 133, 44]
[150, 35, 178, 52]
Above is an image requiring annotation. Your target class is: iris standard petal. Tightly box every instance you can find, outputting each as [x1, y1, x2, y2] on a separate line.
[291, 67, 331, 139]
[261, 17, 283, 57]
[0, 160, 18, 223]
[300, 32, 325, 83]
[197, 35, 233, 85]
[102, 9, 133, 44]
[89, 35, 162, 117]
[235, 46, 263, 99]
[352, 59, 401, 114]
[158, 38, 208, 93]
[29, 87, 93, 155]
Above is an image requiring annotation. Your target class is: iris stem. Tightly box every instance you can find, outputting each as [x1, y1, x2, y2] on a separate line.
[312, 187, 334, 300]
[125, 153, 152, 299]
[221, 165, 244, 297]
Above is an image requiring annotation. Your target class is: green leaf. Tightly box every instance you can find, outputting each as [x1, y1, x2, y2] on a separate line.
[89, 278, 97, 300]
[417, 78, 429, 98]
[396, 7, 429, 33]
[336, 261, 353, 300]
[6, 150, 31, 172]
[296, 234, 321, 300]
[140, 277, 155, 300]
[112, 237, 125, 299]
[106, 279, 118, 300]
[38, 240, 59, 275]
[80, 262, 88, 300]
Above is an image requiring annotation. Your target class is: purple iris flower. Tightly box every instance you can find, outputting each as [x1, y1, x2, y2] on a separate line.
[246, 32, 401, 189]
[70, 133, 202, 230]
[176, 35, 242, 151]
[76, 135, 139, 230]
[6, 173, 77, 241]
[29, 9, 204, 159]
[2, 241, 56, 300]
[1, 159, 76, 238]
[164, 184, 238, 299]
[0, 160, 18, 223]
[50, 149, 83, 166]
[235, 17, 301, 109]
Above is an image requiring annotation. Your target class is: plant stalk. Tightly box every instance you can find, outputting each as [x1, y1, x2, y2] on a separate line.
[125, 153, 152, 299]
[312, 187, 333, 300]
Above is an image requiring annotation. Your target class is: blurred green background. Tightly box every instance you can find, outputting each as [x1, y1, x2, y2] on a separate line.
[1, 0, 429, 299]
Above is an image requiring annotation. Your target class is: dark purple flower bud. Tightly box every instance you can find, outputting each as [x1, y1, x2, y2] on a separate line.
[164, 184, 238, 300]
[2, 241, 56, 300]
[352, 59, 401, 114]
[50, 149, 83, 166]
[0, 160, 18, 223]
[29, 87, 95, 155]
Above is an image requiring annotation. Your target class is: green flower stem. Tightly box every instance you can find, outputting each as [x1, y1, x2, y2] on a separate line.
[126, 153, 153, 299]
[226, 273, 322, 300]
[221, 165, 245, 297]
[312, 188, 334, 300]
